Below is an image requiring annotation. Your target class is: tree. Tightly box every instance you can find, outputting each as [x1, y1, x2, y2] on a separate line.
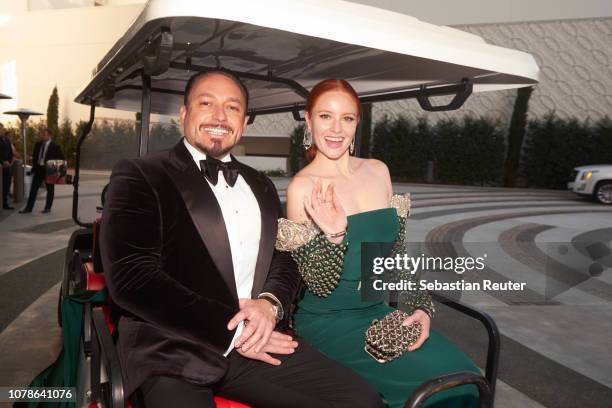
[503, 86, 533, 187]
[357, 103, 372, 157]
[288, 123, 306, 175]
[47, 86, 59, 136]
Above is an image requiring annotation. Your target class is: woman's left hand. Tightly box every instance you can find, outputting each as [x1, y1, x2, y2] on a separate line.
[402, 309, 431, 351]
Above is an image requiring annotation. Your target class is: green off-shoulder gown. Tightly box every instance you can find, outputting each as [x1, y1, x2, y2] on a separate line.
[293, 208, 480, 408]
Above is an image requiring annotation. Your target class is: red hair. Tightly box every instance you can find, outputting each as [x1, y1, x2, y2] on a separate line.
[304, 79, 361, 162]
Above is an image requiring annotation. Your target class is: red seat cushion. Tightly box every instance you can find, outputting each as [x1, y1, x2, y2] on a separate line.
[84, 262, 106, 291]
[214, 396, 252, 408]
[121, 396, 251, 407]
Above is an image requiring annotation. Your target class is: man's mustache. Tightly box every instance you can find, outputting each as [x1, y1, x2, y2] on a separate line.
[199, 124, 234, 133]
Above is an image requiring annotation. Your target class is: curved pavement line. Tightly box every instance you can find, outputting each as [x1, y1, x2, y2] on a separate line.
[412, 195, 584, 208]
[410, 189, 576, 197]
[0, 282, 63, 388]
[424, 208, 612, 305]
[571, 227, 612, 284]
[499, 224, 612, 303]
[572, 227, 612, 243]
[410, 202, 588, 219]
[0, 248, 65, 332]
[13, 218, 77, 234]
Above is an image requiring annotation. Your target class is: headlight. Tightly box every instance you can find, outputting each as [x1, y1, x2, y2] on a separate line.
[582, 170, 599, 180]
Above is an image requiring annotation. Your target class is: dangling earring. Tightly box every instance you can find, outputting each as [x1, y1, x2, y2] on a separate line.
[349, 138, 355, 155]
[303, 127, 312, 150]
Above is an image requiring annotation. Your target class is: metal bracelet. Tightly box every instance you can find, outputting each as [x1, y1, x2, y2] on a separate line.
[325, 229, 347, 239]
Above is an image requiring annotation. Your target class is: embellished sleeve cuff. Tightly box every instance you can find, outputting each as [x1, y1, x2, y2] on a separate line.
[276, 218, 347, 297]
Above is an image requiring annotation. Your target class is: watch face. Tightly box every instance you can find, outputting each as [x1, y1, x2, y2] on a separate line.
[273, 305, 282, 320]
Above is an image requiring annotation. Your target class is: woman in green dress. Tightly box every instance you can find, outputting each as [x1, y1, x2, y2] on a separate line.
[277, 79, 480, 408]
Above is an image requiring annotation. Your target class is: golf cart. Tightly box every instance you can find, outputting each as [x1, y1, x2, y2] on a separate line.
[60, 0, 539, 406]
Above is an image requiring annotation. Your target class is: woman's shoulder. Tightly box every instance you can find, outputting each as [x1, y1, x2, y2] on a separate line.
[349, 157, 390, 176]
[364, 158, 390, 177]
[287, 172, 315, 196]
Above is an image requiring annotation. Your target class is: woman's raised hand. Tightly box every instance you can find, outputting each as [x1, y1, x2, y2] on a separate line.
[304, 179, 347, 244]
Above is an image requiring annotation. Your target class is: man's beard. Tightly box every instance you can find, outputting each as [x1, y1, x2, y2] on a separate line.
[196, 140, 232, 159]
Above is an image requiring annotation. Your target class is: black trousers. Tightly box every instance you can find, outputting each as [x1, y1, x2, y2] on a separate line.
[2, 166, 11, 206]
[133, 340, 383, 408]
[25, 168, 54, 211]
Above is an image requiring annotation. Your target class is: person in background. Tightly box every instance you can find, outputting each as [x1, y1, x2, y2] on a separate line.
[0, 122, 15, 210]
[19, 128, 64, 214]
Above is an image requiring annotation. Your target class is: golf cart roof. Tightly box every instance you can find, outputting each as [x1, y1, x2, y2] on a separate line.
[75, 0, 539, 117]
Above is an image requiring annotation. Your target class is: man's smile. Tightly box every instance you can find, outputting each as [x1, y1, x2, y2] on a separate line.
[201, 125, 232, 137]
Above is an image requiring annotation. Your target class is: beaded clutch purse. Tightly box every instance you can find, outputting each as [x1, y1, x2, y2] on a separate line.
[364, 310, 422, 363]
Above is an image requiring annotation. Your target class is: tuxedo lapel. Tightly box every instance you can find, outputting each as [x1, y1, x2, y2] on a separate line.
[234, 159, 278, 297]
[164, 142, 238, 302]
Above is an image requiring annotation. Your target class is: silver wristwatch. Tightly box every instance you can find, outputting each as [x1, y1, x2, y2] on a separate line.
[257, 292, 284, 322]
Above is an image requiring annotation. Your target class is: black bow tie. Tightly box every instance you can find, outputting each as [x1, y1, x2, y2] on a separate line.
[200, 157, 240, 187]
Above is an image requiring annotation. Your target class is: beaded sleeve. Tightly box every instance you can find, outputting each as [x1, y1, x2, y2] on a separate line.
[388, 194, 436, 318]
[276, 218, 347, 297]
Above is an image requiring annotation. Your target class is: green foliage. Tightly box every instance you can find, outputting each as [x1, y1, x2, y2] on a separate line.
[433, 117, 505, 185]
[57, 119, 78, 167]
[521, 114, 612, 189]
[371, 116, 432, 181]
[149, 120, 183, 152]
[373, 112, 611, 189]
[24, 120, 46, 164]
[81, 119, 138, 170]
[80, 119, 184, 170]
[47, 86, 59, 136]
[288, 123, 306, 175]
[264, 168, 287, 177]
[372, 115, 505, 185]
[7, 117, 182, 170]
[504, 86, 533, 186]
[359, 103, 372, 157]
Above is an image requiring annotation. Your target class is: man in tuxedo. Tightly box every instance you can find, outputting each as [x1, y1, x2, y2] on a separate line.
[101, 70, 382, 408]
[0, 122, 15, 209]
[19, 128, 64, 213]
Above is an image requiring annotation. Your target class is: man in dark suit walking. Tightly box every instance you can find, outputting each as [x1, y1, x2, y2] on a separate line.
[0, 122, 15, 209]
[19, 128, 64, 213]
[101, 71, 382, 408]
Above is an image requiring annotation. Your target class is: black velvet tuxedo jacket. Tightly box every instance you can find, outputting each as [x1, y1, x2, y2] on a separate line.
[31, 141, 64, 173]
[101, 140, 300, 397]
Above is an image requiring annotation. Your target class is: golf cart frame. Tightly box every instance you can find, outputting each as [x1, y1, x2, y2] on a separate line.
[61, 0, 540, 406]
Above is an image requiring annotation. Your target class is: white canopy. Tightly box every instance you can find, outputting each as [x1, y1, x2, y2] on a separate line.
[75, 0, 539, 116]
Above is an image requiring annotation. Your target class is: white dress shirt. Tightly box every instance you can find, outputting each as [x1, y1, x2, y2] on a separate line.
[38, 140, 51, 165]
[183, 139, 261, 356]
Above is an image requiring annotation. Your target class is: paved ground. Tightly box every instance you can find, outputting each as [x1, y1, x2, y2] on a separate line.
[1, 173, 611, 407]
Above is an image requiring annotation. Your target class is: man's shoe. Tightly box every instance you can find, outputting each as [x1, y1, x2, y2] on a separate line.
[41, 209, 51, 214]
[19, 209, 32, 214]
[3, 205, 13, 210]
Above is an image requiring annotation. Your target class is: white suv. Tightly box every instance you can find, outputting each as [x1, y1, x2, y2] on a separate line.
[568, 165, 612, 204]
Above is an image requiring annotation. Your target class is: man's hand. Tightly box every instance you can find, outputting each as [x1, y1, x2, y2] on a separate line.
[2, 161, 9, 168]
[227, 298, 277, 353]
[235, 331, 298, 366]
[402, 309, 431, 351]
